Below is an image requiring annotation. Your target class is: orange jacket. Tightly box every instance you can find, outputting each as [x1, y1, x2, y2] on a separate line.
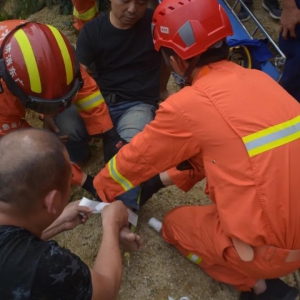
[0, 19, 112, 137]
[0, 65, 112, 137]
[72, 0, 98, 30]
[95, 60, 300, 250]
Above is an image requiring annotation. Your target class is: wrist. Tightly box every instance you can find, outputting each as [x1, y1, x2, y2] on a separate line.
[102, 220, 121, 233]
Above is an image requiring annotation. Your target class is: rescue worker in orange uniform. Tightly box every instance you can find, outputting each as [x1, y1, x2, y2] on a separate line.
[72, 0, 98, 30]
[93, 0, 300, 298]
[0, 20, 125, 196]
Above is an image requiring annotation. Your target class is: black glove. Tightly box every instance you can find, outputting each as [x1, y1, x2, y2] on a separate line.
[102, 127, 128, 163]
[176, 159, 193, 171]
[82, 174, 103, 201]
[140, 174, 165, 206]
[82, 174, 97, 198]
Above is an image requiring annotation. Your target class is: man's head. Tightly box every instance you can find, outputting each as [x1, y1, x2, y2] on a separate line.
[110, 0, 150, 29]
[0, 20, 83, 114]
[152, 0, 233, 86]
[0, 128, 72, 222]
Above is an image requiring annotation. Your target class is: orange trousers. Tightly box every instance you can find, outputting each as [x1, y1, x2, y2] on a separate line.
[72, 0, 98, 30]
[162, 205, 300, 291]
[71, 163, 84, 186]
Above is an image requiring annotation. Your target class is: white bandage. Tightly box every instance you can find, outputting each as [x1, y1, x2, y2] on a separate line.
[79, 197, 138, 226]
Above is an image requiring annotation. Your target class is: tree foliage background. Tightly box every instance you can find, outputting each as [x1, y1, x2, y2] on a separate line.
[0, 0, 109, 21]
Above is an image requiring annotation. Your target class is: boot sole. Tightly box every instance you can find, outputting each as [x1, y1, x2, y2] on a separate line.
[262, 2, 281, 20]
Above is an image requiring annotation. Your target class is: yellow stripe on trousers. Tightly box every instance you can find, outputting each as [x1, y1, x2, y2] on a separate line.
[187, 253, 202, 264]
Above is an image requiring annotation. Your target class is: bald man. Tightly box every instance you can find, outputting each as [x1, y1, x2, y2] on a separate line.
[0, 128, 142, 300]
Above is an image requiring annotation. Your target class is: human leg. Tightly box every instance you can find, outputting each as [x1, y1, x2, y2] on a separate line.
[55, 105, 90, 164]
[109, 102, 156, 209]
[162, 205, 300, 297]
[162, 205, 257, 291]
[279, 34, 300, 103]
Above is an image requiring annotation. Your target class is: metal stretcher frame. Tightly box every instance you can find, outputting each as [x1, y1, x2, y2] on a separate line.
[219, 0, 285, 81]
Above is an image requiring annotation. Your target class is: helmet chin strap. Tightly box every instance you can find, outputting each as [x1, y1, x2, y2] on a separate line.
[161, 48, 200, 89]
[173, 55, 200, 89]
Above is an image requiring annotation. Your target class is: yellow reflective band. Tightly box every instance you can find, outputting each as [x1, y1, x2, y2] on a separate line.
[14, 29, 41, 93]
[76, 91, 104, 111]
[243, 115, 300, 157]
[73, 4, 98, 21]
[46, 25, 73, 85]
[108, 155, 134, 191]
[187, 253, 202, 264]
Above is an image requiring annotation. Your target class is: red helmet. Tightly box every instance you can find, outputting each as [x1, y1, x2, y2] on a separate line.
[0, 20, 83, 114]
[152, 0, 233, 60]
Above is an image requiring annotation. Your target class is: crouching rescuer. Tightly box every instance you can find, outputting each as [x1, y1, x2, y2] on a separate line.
[0, 20, 126, 198]
[92, 0, 300, 298]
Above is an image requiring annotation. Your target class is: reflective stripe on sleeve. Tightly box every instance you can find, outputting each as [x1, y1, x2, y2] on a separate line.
[73, 4, 98, 21]
[76, 91, 104, 111]
[108, 155, 134, 191]
[243, 115, 300, 157]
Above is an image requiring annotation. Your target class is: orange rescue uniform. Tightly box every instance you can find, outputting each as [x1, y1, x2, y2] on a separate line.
[72, 0, 98, 30]
[94, 60, 300, 290]
[0, 66, 113, 186]
[0, 19, 112, 186]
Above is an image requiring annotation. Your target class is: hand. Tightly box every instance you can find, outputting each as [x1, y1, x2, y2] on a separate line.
[102, 127, 128, 163]
[119, 227, 143, 252]
[160, 89, 174, 101]
[101, 201, 128, 230]
[59, 200, 93, 231]
[43, 115, 68, 142]
[281, 8, 300, 39]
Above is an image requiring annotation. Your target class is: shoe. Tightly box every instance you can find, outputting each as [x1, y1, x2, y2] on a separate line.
[262, 0, 282, 19]
[237, 4, 252, 22]
[240, 278, 299, 300]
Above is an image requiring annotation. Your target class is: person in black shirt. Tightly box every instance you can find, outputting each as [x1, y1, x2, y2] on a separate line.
[76, 0, 171, 210]
[0, 128, 142, 300]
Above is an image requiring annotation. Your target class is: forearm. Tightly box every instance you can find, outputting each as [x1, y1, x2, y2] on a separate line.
[282, 0, 297, 9]
[41, 218, 66, 240]
[93, 225, 122, 299]
[94, 100, 199, 202]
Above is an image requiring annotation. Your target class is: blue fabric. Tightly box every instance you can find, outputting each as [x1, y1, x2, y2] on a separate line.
[108, 101, 157, 210]
[56, 101, 156, 209]
[227, 38, 274, 69]
[279, 34, 300, 102]
[55, 105, 90, 163]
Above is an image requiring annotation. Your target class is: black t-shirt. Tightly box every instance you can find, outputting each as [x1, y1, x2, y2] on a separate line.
[76, 9, 161, 104]
[0, 225, 92, 300]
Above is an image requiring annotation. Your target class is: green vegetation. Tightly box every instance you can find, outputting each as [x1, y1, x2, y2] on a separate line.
[0, 0, 110, 22]
[0, 0, 69, 20]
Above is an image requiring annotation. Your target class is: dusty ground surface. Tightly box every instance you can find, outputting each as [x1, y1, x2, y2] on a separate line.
[12, 1, 299, 299]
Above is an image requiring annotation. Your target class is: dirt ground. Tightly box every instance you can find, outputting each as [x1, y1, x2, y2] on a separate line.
[16, 2, 300, 299]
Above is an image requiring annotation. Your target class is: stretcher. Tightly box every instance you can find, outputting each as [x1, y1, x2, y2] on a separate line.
[220, 0, 285, 81]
